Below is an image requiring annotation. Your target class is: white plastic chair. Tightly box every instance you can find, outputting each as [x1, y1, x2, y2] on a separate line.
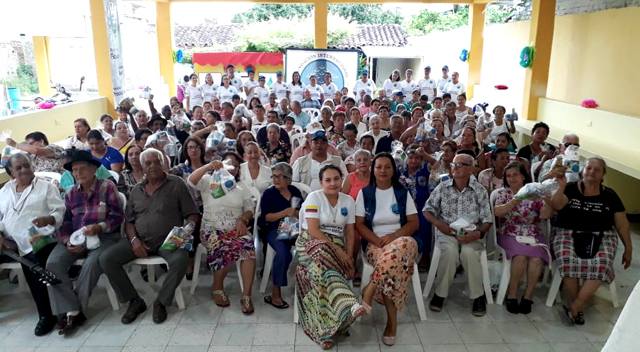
[72, 258, 120, 310]
[108, 170, 120, 183]
[423, 225, 494, 305]
[530, 161, 542, 182]
[0, 262, 27, 292]
[302, 108, 320, 123]
[130, 256, 186, 309]
[361, 249, 427, 321]
[189, 186, 261, 295]
[290, 133, 306, 151]
[34, 172, 62, 184]
[292, 125, 303, 134]
[259, 183, 309, 294]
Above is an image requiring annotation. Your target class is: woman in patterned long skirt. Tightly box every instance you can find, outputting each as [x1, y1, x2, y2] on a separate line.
[296, 165, 367, 350]
[550, 157, 632, 326]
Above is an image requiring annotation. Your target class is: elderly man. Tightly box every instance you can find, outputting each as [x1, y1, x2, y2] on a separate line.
[257, 110, 291, 147]
[277, 98, 292, 119]
[46, 151, 123, 335]
[375, 115, 405, 154]
[443, 101, 463, 137]
[539, 133, 581, 182]
[443, 72, 466, 102]
[288, 101, 311, 128]
[0, 154, 65, 336]
[100, 149, 199, 324]
[290, 124, 341, 165]
[300, 89, 321, 110]
[423, 153, 493, 316]
[292, 130, 347, 191]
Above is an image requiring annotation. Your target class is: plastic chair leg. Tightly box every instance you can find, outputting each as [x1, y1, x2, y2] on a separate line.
[546, 269, 563, 307]
[190, 244, 205, 295]
[480, 250, 494, 304]
[293, 286, 299, 324]
[496, 258, 511, 305]
[175, 279, 186, 309]
[236, 261, 243, 292]
[106, 281, 120, 310]
[259, 245, 275, 293]
[609, 280, 619, 308]
[148, 265, 156, 286]
[423, 246, 441, 298]
[412, 263, 427, 321]
[16, 268, 27, 292]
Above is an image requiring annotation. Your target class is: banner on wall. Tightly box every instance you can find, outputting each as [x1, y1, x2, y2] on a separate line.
[104, 0, 125, 104]
[285, 49, 359, 91]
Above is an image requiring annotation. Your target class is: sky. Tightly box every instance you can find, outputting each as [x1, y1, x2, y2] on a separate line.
[0, 0, 454, 41]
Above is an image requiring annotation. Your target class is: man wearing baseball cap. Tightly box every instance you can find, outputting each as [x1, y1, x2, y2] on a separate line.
[291, 129, 347, 191]
[353, 69, 375, 102]
[418, 65, 437, 103]
[390, 90, 409, 114]
[437, 65, 451, 97]
[290, 122, 341, 165]
[270, 71, 289, 101]
[254, 75, 270, 106]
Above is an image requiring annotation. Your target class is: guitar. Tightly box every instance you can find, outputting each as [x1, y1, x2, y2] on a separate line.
[1, 249, 61, 286]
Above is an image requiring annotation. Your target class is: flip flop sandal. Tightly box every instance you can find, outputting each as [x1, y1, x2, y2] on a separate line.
[211, 290, 230, 307]
[575, 311, 585, 325]
[264, 295, 289, 309]
[560, 305, 576, 326]
[241, 296, 255, 315]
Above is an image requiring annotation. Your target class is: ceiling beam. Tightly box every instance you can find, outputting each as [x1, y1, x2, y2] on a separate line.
[165, 0, 472, 3]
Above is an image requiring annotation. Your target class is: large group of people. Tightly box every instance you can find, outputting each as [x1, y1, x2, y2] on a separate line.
[0, 64, 633, 350]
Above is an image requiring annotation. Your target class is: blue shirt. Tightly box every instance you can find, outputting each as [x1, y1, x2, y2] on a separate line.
[288, 111, 311, 128]
[88, 146, 124, 170]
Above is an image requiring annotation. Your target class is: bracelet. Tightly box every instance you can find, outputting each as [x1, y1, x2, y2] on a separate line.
[130, 237, 139, 244]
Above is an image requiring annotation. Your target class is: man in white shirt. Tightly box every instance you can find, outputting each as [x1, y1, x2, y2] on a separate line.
[443, 72, 465, 102]
[226, 64, 243, 94]
[436, 65, 451, 97]
[401, 69, 417, 103]
[292, 130, 347, 191]
[243, 69, 259, 100]
[0, 154, 65, 336]
[353, 69, 375, 101]
[254, 75, 270, 106]
[321, 72, 339, 99]
[270, 71, 289, 101]
[418, 66, 437, 103]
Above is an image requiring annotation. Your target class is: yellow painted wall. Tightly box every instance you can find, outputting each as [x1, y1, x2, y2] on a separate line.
[546, 7, 640, 118]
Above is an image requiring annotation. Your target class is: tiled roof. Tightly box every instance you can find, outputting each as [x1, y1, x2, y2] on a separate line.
[174, 23, 243, 49]
[332, 24, 408, 49]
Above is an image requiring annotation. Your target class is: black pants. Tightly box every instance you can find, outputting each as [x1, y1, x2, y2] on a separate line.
[19, 243, 57, 320]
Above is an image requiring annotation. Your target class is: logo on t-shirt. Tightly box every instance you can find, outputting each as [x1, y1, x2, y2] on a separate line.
[391, 203, 399, 214]
[341, 207, 348, 216]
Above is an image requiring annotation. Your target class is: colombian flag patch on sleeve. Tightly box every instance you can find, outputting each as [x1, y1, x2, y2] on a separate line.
[305, 205, 318, 213]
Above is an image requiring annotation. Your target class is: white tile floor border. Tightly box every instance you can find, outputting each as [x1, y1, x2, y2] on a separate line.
[1, 226, 639, 352]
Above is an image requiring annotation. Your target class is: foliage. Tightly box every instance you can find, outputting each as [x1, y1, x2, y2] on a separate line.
[0, 64, 39, 96]
[232, 4, 313, 24]
[236, 16, 351, 53]
[406, 4, 520, 36]
[232, 4, 403, 25]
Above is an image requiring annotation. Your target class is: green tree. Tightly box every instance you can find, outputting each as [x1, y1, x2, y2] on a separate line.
[328, 4, 403, 25]
[0, 64, 39, 96]
[406, 4, 518, 36]
[232, 4, 313, 24]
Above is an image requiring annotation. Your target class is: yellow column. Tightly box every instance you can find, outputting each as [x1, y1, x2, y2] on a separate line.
[157, 2, 176, 98]
[467, 3, 486, 99]
[314, 0, 328, 49]
[32, 36, 52, 97]
[522, 0, 556, 120]
[89, 0, 116, 115]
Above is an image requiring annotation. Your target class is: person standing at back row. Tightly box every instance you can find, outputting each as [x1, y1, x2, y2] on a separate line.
[226, 64, 243, 93]
[437, 65, 451, 97]
[353, 70, 375, 101]
[270, 71, 289, 101]
[418, 66, 437, 103]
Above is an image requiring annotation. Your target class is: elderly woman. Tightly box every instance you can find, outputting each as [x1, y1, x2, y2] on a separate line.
[458, 127, 487, 172]
[494, 162, 553, 314]
[428, 140, 457, 193]
[188, 152, 256, 313]
[118, 144, 144, 198]
[355, 153, 420, 346]
[261, 123, 291, 165]
[297, 165, 367, 350]
[109, 121, 133, 156]
[344, 134, 374, 172]
[0, 154, 65, 336]
[319, 106, 333, 131]
[87, 129, 124, 172]
[66, 118, 91, 150]
[478, 148, 510, 194]
[550, 158, 632, 325]
[6, 132, 65, 174]
[240, 142, 272, 194]
[259, 163, 302, 309]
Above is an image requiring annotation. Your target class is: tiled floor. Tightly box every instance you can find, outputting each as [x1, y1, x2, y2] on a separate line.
[1, 224, 638, 352]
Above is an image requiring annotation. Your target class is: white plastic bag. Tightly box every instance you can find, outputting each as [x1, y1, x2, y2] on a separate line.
[276, 197, 302, 241]
[172, 111, 192, 131]
[69, 226, 101, 250]
[450, 218, 476, 237]
[209, 161, 237, 199]
[487, 260, 502, 296]
[414, 122, 436, 143]
[0, 129, 11, 142]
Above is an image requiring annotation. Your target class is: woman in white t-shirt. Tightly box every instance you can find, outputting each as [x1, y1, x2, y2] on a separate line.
[201, 74, 218, 105]
[289, 71, 306, 103]
[217, 75, 239, 104]
[383, 69, 401, 97]
[240, 142, 272, 194]
[185, 73, 203, 112]
[400, 69, 417, 103]
[355, 153, 420, 347]
[296, 165, 367, 350]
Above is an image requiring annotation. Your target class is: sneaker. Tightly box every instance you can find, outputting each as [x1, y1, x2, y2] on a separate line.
[505, 298, 519, 314]
[429, 294, 445, 312]
[472, 295, 487, 317]
[519, 297, 533, 315]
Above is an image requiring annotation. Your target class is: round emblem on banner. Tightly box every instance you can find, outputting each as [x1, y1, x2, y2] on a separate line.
[301, 59, 345, 90]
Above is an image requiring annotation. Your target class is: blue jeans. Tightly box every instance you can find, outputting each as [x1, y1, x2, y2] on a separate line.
[266, 229, 295, 287]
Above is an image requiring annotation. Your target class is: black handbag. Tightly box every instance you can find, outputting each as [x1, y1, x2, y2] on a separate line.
[572, 231, 604, 259]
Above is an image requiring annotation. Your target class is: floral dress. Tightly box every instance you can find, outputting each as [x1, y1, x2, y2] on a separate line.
[31, 145, 65, 174]
[261, 141, 291, 165]
[495, 188, 549, 263]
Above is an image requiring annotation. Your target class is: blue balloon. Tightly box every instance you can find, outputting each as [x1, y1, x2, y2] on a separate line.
[176, 50, 184, 63]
